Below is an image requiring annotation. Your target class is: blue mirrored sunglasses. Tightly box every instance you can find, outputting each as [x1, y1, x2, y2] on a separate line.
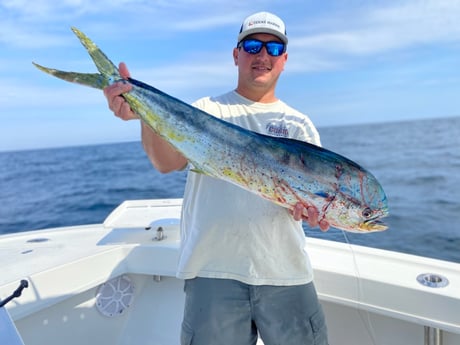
[238, 39, 286, 57]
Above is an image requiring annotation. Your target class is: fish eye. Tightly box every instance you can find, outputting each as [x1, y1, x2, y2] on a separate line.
[362, 208, 373, 219]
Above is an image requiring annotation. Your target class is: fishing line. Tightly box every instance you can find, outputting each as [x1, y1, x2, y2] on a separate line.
[341, 230, 379, 345]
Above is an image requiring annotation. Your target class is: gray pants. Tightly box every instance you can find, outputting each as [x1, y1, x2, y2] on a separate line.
[181, 277, 328, 345]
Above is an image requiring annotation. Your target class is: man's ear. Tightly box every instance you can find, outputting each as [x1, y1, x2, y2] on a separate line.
[233, 47, 239, 66]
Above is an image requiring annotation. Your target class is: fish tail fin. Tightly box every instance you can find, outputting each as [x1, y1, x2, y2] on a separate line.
[32, 62, 109, 89]
[33, 27, 121, 90]
[70, 27, 120, 81]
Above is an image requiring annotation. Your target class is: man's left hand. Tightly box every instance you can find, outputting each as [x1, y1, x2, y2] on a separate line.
[292, 202, 330, 232]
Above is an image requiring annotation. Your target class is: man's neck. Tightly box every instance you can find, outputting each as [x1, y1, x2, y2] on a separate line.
[235, 86, 278, 103]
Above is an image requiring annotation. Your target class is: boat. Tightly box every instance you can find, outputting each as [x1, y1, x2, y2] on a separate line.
[1, 198, 459, 344]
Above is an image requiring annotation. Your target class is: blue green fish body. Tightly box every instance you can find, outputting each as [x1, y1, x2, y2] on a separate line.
[33, 28, 388, 232]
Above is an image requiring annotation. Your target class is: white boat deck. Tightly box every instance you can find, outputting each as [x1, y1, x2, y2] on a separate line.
[1, 199, 459, 344]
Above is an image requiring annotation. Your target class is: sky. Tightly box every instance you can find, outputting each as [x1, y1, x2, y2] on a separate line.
[1, 0, 459, 152]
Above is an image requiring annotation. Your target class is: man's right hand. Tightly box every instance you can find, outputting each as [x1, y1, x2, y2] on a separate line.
[103, 62, 188, 172]
[103, 62, 137, 120]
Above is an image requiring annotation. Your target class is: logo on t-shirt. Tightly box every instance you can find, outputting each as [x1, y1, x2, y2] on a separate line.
[266, 121, 289, 137]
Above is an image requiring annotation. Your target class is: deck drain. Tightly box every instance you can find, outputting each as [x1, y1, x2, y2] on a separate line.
[417, 273, 449, 288]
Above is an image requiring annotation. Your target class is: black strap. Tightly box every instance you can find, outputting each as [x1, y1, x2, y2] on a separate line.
[0, 280, 29, 308]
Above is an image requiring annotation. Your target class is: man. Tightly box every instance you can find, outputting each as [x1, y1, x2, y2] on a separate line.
[104, 11, 329, 345]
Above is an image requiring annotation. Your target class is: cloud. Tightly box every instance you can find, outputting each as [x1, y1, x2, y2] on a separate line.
[0, 1, 245, 50]
[287, 0, 460, 72]
[1, 0, 459, 151]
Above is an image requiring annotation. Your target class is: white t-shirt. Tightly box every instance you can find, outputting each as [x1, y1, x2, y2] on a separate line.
[176, 90, 321, 286]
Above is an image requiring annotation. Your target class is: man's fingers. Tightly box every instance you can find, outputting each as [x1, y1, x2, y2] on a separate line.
[119, 101, 137, 120]
[292, 203, 329, 232]
[119, 62, 131, 79]
[110, 95, 124, 113]
[306, 206, 318, 228]
[292, 203, 304, 221]
[319, 219, 330, 232]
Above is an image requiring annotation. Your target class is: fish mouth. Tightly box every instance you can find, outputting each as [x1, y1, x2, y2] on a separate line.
[359, 218, 388, 232]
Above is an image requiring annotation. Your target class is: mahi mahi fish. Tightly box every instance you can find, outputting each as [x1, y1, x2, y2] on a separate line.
[33, 27, 388, 232]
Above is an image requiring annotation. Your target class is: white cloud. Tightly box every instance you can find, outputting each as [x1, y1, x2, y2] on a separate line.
[1, 0, 459, 151]
[287, 0, 460, 72]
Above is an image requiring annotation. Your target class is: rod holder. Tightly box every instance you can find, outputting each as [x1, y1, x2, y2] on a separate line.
[424, 326, 443, 345]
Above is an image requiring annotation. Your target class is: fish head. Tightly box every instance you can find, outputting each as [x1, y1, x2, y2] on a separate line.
[326, 198, 389, 233]
[325, 171, 389, 233]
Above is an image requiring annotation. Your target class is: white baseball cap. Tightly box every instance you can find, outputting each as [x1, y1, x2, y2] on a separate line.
[237, 12, 288, 45]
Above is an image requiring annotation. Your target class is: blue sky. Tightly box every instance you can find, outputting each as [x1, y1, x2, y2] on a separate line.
[1, 0, 459, 152]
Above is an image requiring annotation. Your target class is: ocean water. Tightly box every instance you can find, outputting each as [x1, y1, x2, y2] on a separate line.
[1, 116, 459, 263]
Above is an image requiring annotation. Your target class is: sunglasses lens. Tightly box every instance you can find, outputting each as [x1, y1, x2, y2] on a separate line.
[266, 42, 285, 56]
[242, 40, 263, 54]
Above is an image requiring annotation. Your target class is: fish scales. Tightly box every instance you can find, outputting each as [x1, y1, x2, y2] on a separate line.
[128, 79, 342, 209]
[33, 27, 388, 232]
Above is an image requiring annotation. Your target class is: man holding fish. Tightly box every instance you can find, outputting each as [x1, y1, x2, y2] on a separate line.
[104, 11, 329, 345]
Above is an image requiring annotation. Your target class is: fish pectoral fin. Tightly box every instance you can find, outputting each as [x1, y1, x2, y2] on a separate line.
[32, 62, 108, 90]
[190, 168, 208, 175]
